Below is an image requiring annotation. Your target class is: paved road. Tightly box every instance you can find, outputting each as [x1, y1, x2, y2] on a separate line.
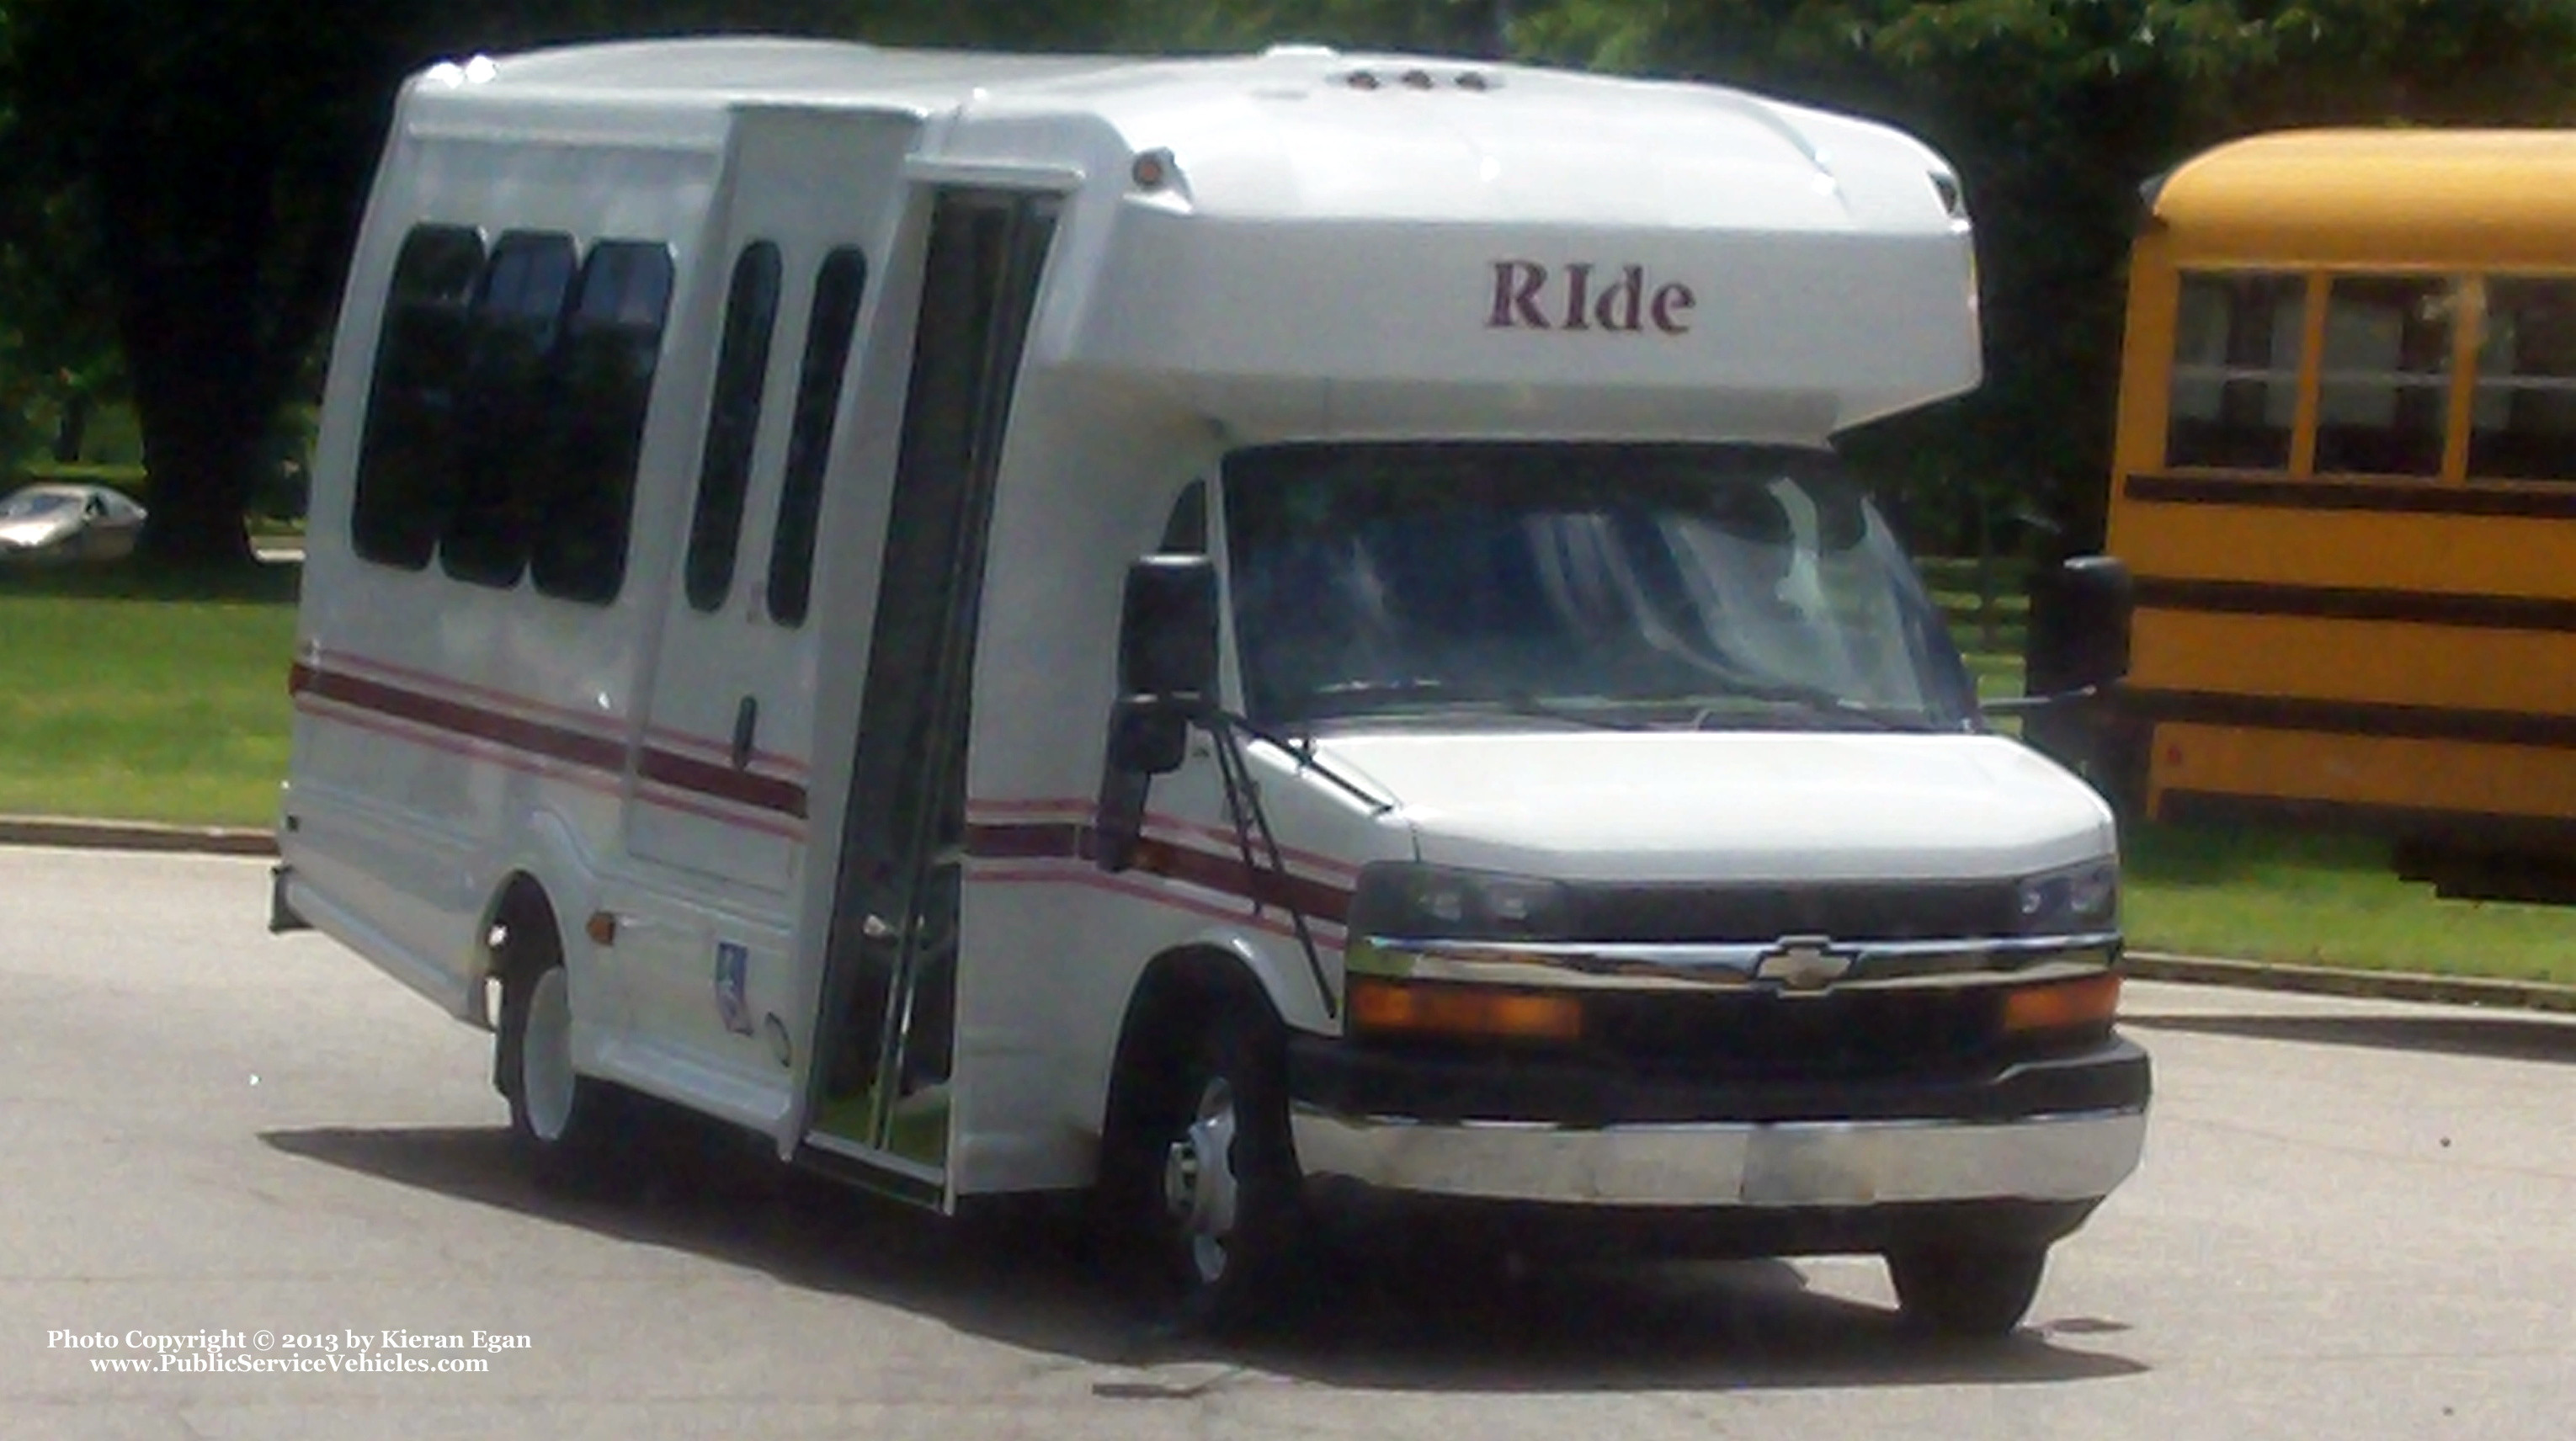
[3, 847, 2572, 1439]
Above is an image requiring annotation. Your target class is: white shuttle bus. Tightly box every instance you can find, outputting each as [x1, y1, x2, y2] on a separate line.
[277, 37, 2148, 1337]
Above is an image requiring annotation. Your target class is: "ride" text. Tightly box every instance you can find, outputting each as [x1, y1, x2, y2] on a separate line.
[1488, 260, 1698, 335]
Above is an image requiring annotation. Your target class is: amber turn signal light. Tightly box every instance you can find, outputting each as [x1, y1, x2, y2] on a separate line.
[1348, 977, 1583, 1043]
[2000, 972, 2122, 1034]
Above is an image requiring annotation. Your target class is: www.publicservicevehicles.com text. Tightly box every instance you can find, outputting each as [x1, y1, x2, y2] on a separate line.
[51, 1328, 530, 1375]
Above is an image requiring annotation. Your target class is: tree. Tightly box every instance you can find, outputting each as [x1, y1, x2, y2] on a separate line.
[0, 0, 1037, 570]
[0, 8, 120, 471]
[1509, 1, 2576, 557]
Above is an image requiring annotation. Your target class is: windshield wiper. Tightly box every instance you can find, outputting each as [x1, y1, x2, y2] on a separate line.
[1679, 678, 1934, 732]
[1297, 678, 1647, 731]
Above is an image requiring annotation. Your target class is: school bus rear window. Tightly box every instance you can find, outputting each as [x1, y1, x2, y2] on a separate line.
[2315, 275, 2453, 478]
[2472, 278, 2576, 481]
[2167, 272, 2302, 471]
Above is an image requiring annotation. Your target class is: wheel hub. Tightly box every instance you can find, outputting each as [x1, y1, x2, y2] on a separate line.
[1161, 1077, 1240, 1283]
[520, 969, 577, 1142]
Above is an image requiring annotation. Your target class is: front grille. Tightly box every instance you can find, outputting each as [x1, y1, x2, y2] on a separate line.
[1561, 880, 2023, 943]
[1581, 986, 2008, 1083]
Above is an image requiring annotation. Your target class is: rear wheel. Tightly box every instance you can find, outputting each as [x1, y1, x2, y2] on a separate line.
[497, 957, 635, 1187]
[1886, 1242, 2050, 1337]
[1100, 984, 1306, 1334]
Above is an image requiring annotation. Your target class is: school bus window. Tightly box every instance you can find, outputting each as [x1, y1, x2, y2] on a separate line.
[353, 225, 484, 571]
[2166, 271, 2302, 471]
[443, 230, 577, 590]
[2471, 277, 2576, 481]
[530, 240, 673, 606]
[767, 246, 870, 627]
[2314, 274, 2455, 478]
[686, 242, 783, 612]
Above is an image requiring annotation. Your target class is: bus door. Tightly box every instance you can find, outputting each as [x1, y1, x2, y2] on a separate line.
[613, 112, 915, 1085]
[805, 188, 1061, 1188]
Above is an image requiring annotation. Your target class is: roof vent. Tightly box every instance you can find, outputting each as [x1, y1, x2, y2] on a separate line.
[1339, 67, 1499, 93]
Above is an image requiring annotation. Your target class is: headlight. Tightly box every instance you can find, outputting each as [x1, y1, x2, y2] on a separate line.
[2012, 858, 2119, 934]
[1348, 863, 1570, 941]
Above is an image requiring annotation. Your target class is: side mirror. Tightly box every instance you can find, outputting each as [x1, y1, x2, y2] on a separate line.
[1106, 695, 1189, 777]
[2009, 554, 2132, 715]
[1117, 555, 1219, 704]
[1098, 555, 1220, 870]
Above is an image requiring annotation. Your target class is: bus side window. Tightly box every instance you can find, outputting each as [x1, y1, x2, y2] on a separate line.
[2316, 274, 2454, 478]
[685, 242, 783, 612]
[444, 231, 577, 590]
[352, 225, 486, 571]
[2167, 271, 2303, 471]
[765, 247, 870, 627]
[2472, 278, 2576, 481]
[532, 240, 674, 605]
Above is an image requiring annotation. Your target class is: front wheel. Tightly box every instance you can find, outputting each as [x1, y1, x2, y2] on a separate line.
[1100, 988, 1307, 1334]
[1886, 1242, 2050, 1337]
[497, 960, 635, 1187]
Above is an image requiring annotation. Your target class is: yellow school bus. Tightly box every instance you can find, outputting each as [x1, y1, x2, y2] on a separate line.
[2103, 129, 2576, 901]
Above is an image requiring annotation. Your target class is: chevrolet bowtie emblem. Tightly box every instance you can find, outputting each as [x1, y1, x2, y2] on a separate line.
[1753, 937, 1856, 992]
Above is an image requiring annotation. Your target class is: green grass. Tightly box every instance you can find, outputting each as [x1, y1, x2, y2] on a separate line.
[2122, 823, 2576, 986]
[0, 561, 298, 827]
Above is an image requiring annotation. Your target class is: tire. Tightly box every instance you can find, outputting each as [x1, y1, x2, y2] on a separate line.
[1886, 1242, 2050, 1338]
[1099, 985, 1306, 1335]
[496, 959, 635, 1188]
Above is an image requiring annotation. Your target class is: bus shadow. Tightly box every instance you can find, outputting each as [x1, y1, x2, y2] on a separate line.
[2123, 1009, 2576, 1066]
[262, 1117, 2145, 1393]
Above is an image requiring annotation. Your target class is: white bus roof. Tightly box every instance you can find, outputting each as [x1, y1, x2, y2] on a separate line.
[416, 38, 1956, 231]
[403, 38, 1979, 438]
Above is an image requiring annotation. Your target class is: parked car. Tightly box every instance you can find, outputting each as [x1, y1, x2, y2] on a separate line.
[0, 483, 146, 563]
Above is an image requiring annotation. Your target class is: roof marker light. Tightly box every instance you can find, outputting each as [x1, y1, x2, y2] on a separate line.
[1130, 148, 1177, 191]
[1456, 71, 1494, 92]
[1401, 69, 1435, 90]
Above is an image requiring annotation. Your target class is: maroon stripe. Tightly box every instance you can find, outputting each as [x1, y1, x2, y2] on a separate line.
[1156, 840, 1353, 923]
[293, 662, 625, 774]
[965, 819, 1353, 923]
[637, 747, 809, 820]
[964, 821, 1087, 859]
[291, 660, 807, 822]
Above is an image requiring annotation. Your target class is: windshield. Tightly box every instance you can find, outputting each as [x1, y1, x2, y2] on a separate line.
[1222, 444, 1978, 732]
[1, 491, 78, 520]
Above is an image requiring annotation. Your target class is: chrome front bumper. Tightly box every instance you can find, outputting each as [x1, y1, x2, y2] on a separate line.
[1290, 1105, 2148, 1209]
